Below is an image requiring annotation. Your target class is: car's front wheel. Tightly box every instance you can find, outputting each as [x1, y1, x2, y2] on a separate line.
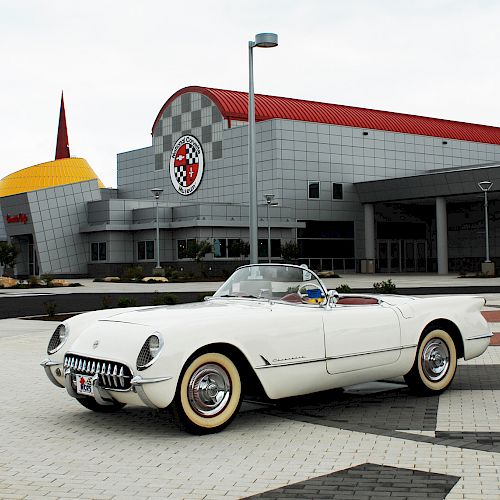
[404, 328, 457, 395]
[172, 352, 242, 434]
[76, 397, 126, 413]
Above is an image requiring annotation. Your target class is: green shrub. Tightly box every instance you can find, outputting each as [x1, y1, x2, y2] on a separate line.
[43, 300, 57, 317]
[41, 274, 54, 285]
[28, 276, 40, 287]
[373, 279, 397, 294]
[121, 266, 144, 281]
[117, 297, 138, 308]
[152, 292, 180, 306]
[101, 295, 113, 309]
[335, 283, 352, 293]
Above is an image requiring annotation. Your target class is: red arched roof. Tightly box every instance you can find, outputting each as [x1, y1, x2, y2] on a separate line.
[152, 86, 500, 145]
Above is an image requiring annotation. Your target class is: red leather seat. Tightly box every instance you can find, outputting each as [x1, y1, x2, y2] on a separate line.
[336, 297, 378, 305]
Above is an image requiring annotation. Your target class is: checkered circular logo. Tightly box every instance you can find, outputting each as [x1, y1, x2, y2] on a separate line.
[169, 135, 204, 196]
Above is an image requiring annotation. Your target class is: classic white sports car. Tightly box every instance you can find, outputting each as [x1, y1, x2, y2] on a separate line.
[41, 264, 491, 434]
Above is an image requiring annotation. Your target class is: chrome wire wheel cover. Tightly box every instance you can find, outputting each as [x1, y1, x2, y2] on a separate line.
[421, 339, 450, 382]
[187, 363, 231, 417]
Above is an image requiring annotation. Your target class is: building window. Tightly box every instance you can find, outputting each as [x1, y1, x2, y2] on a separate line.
[213, 238, 250, 258]
[91, 242, 107, 261]
[213, 238, 227, 258]
[258, 239, 281, 258]
[308, 181, 320, 199]
[332, 183, 343, 200]
[177, 239, 196, 259]
[138, 240, 155, 261]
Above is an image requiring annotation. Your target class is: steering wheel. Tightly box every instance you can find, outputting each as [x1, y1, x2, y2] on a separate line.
[297, 283, 324, 303]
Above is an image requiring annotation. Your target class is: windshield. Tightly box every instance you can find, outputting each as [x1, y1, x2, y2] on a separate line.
[213, 264, 326, 304]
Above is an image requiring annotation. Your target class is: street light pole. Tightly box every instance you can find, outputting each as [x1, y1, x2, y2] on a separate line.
[151, 188, 163, 271]
[478, 181, 493, 263]
[264, 193, 277, 263]
[248, 33, 278, 264]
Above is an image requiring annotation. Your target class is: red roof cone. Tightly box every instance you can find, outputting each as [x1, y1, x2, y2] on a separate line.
[55, 92, 70, 160]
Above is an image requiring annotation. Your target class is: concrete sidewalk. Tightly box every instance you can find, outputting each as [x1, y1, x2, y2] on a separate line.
[2, 273, 500, 296]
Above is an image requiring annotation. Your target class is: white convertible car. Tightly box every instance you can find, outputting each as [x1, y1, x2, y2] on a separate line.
[41, 264, 491, 434]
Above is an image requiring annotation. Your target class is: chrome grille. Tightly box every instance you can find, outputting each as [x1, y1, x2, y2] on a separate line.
[64, 354, 132, 390]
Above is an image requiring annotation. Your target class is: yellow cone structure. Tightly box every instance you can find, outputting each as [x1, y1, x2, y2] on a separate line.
[0, 158, 105, 198]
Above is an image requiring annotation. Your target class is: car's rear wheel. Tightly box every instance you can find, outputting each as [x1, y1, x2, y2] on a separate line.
[172, 352, 242, 434]
[76, 397, 126, 413]
[404, 328, 457, 395]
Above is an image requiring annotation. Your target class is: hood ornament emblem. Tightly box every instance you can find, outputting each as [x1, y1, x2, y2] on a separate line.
[92, 340, 99, 349]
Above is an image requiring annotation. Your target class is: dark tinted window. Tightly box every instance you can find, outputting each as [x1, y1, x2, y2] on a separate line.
[308, 182, 320, 199]
[332, 183, 343, 200]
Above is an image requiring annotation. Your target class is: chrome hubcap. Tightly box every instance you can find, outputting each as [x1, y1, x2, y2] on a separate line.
[188, 363, 231, 416]
[421, 339, 450, 382]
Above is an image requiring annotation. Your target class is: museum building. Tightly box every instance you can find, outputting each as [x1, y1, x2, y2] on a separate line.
[1, 86, 500, 277]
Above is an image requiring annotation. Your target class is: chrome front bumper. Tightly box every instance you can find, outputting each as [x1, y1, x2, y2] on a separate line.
[40, 359, 64, 388]
[62, 366, 172, 409]
[42, 356, 174, 409]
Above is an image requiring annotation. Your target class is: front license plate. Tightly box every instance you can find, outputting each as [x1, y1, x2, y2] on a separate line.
[76, 374, 94, 396]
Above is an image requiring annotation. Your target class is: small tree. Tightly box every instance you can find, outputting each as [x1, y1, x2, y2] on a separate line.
[280, 240, 300, 264]
[0, 242, 19, 276]
[186, 240, 214, 278]
[229, 239, 250, 257]
[186, 240, 213, 263]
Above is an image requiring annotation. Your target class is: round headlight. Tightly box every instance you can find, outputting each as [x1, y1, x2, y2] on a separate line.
[148, 336, 161, 357]
[47, 324, 69, 354]
[136, 334, 163, 370]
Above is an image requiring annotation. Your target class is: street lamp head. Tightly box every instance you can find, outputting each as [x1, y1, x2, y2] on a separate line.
[151, 188, 164, 199]
[478, 181, 493, 192]
[253, 33, 278, 48]
[264, 193, 275, 204]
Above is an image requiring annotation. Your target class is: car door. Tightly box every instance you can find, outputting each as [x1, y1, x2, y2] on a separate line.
[323, 302, 401, 375]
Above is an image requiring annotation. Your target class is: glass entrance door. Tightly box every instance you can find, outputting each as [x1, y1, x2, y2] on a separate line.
[377, 239, 427, 272]
[28, 236, 39, 276]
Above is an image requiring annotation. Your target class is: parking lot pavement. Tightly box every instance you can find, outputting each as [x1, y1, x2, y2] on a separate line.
[1, 320, 499, 499]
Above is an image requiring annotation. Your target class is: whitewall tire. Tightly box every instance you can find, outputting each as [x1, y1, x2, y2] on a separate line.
[172, 352, 242, 434]
[405, 329, 457, 395]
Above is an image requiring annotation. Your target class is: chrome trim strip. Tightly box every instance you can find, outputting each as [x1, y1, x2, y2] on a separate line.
[130, 375, 172, 409]
[326, 344, 416, 361]
[40, 359, 64, 388]
[134, 384, 159, 409]
[466, 333, 493, 340]
[131, 375, 173, 385]
[254, 345, 417, 370]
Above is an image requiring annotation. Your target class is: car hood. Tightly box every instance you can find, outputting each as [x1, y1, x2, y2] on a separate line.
[65, 299, 272, 362]
[98, 299, 272, 330]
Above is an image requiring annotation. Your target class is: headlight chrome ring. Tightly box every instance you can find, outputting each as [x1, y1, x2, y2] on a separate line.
[47, 324, 69, 355]
[136, 334, 164, 371]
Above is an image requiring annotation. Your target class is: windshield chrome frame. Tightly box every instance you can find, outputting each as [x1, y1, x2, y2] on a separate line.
[212, 263, 328, 303]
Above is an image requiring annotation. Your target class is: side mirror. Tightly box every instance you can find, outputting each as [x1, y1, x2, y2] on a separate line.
[327, 289, 339, 306]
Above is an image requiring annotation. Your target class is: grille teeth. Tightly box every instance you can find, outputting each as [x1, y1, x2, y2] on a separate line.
[64, 354, 132, 390]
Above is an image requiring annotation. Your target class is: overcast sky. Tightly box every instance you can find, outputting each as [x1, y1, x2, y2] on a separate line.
[1, 0, 499, 187]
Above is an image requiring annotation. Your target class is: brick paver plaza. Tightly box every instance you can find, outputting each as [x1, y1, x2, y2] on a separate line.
[1, 313, 499, 499]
